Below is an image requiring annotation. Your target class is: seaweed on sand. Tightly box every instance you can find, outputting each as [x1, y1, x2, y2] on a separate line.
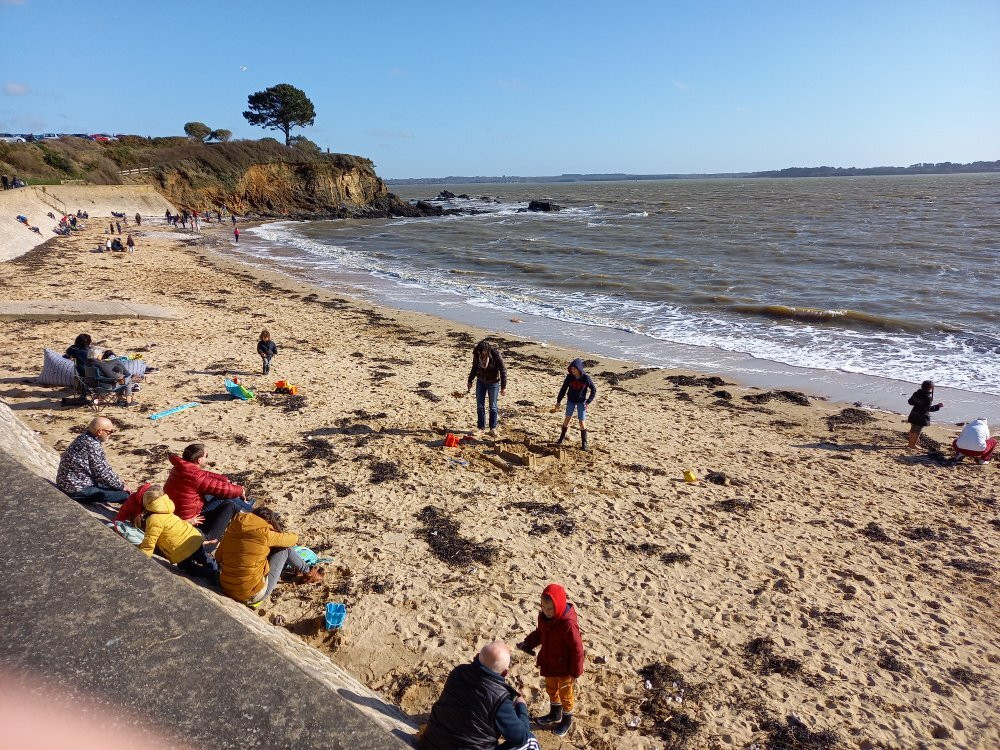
[744, 637, 802, 676]
[511, 501, 568, 516]
[753, 714, 838, 750]
[371, 460, 407, 484]
[860, 522, 894, 544]
[626, 542, 664, 555]
[947, 558, 992, 577]
[416, 505, 498, 567]
[293, 437, 339, 466]
[664, 374, 728, 388]
[948, 666, 985, 686]
[635, 663, 704, 749]
[743, 390, 811, 406]
[661, 552, 691, 565]
[615, 461, 668, 476]
[715, 498, 756, 513]
[257, 392, 307, 413]
[598, 367, 658, 386]
[414, 388, 441, 402]
[877, 650, 912, 676]
[530, 519, 577, 537]
[807, 607, 853, 630]
[826, 407, 875, 431]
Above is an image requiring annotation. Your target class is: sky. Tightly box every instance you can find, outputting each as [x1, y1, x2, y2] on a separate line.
[1, 0, 998, 178]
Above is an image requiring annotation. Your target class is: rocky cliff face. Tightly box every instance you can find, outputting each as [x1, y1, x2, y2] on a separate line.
[150, 152, 438, 219]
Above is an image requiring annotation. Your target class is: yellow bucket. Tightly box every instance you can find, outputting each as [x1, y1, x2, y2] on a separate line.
[683, 469, 698, 483]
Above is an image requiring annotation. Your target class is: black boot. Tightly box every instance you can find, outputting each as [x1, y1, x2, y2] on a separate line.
[581, 430, 588, 451]
[536, 703, 562, 726]
[556, 426, 567, 444]
[554, 712, 574, 736]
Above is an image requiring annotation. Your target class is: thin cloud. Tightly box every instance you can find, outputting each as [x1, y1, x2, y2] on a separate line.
[672, 81, 689, 92]
[367, 127, 414, 140]
[387, 67, 406, 77]
[496, 79, 523, 90]
[3, 82, 29, 96]
[734, 106, 751, 113]
[0, 0, 27, 5]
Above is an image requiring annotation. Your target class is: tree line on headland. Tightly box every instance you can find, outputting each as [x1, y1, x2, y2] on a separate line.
[386, 160, 1000, 185]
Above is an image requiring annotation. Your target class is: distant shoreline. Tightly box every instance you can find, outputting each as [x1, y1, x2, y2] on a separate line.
[386, 160, 999, 185]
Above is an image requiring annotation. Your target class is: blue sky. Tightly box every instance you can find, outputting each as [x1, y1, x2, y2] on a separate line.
[2, 0, 998, 177]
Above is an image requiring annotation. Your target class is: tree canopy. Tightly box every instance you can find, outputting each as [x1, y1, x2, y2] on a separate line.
[183, 122, 212, 142]
[242, 84, 316, 146]
[210, 129, 233, 142]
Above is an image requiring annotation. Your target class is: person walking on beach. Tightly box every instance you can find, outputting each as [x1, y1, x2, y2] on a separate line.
[125, 233, 135, 253]
[555, 358, 597, 450]
[257, 329, 277, 374]
[467, 339, 507, 437]
[1, 174, 8, 190]
[134, 212, 141, 226]
[231, 214, 237, 226]
[906, 380, 943, 449]
[233, 226, 240, 243]
[115, 221, 121, 235]
[516, 583, 584, 738]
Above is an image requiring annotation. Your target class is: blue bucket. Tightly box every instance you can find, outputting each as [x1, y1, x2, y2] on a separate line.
[325, 602, 347, 630]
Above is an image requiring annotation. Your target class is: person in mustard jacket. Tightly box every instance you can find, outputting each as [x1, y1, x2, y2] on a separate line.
[136, 485, 218, 582]
[215, 507, 323, 608]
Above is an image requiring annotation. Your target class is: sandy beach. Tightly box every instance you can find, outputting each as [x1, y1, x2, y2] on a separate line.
[1, 222, 997, 749]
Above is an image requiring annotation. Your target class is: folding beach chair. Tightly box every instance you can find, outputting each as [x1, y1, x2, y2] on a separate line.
[73, 366, 127, 411]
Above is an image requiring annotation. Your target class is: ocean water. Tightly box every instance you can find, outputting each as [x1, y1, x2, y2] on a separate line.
[233, 174, 1000, 407]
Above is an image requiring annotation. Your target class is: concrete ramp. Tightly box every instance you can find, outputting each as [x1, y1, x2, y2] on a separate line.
[0, 453, 417, 748]
[0, 185, 175, 261]
[0, 300, 183, 321]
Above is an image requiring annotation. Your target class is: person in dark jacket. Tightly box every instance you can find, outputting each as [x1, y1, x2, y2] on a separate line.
[555, 358, 596, 450]
[466, 340, 507, 436]
[906, 380, 943, 449]
[421, 642, 538, 750]
[516, 584, 584, 738]
[257, 329, 278, 375]
[64, 333, 93, 376]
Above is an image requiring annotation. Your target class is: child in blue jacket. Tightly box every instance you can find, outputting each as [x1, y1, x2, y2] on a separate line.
[555, 358, 597, 450]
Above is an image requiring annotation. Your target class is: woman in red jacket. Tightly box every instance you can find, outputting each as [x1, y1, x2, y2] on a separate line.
[516, 583, 584, 737]
[163, 443, 252, 542]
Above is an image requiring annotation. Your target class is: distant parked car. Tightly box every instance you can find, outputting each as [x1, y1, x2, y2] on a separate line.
[90, 133, 112, 142]
[0, 133, 26, 143]
[37, 133, 60, 140]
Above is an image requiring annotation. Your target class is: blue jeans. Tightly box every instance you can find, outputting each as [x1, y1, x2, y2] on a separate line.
[565, 401, 586, 420]
[476, 381, 500, 429]
[70, 485, 129, 505]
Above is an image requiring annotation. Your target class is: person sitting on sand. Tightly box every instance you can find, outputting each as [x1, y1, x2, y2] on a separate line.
[516, 583, 584, 738]
[421, 641, 539, 750]
[257, 329, 277, 375]
[64, 333, 93, 376]
[215, 507, 323, 608]
[555, 358, 597, 450]
[466, 339, 507, 437]
[56, 416, 129, 504]
[136, 485, 218, 583]
[906, 380, 944, 449]
[952, 418, 996, 465]
[163, 443, 253, 542]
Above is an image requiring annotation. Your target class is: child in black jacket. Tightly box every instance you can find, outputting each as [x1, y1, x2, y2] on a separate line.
[556, 358, 597, 450]
[257, 329, 278, 375]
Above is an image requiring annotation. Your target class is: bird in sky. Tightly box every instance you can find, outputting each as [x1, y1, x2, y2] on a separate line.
[240, 66, 248, 71]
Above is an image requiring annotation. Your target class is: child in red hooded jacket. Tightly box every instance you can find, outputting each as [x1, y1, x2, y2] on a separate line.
[516, 583, 584, 737]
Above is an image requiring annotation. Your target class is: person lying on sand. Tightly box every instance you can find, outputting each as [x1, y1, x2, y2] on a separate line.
[952, 418, 996, 465]
[555, 358, 596, 450]
[516, 583, 585, 737]
[215, 507, 323, 608]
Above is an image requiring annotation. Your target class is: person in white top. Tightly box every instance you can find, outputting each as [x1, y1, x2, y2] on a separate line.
[952, 418, 996, 464]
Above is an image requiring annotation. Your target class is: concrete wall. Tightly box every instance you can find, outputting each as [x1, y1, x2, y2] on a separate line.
[0, 185, 175, 261]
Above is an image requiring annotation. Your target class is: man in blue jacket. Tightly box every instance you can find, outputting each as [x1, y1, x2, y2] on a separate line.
[421, 641, 539, 750]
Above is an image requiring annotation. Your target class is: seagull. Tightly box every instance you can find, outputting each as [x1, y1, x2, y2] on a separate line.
[240, 66, 248, 71]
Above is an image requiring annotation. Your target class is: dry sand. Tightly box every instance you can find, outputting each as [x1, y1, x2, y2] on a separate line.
[1, 222, 997, 750]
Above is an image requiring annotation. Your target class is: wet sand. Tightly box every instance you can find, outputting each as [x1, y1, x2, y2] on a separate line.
[1, 222, 997, 749]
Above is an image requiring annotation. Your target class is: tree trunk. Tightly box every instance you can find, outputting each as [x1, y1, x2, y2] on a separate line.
[283, 124, 291, 146]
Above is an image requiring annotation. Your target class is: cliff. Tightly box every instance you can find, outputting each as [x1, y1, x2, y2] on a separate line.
[0, 137, 434, 219]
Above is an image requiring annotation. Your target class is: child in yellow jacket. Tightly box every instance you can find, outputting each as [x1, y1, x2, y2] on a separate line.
[137, 485, 218, 583]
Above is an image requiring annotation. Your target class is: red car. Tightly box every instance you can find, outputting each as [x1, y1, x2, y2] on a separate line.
[89, 133, 114, 142]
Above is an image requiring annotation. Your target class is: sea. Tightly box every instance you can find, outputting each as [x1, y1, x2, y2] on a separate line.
[228, 174, 1000, 421]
